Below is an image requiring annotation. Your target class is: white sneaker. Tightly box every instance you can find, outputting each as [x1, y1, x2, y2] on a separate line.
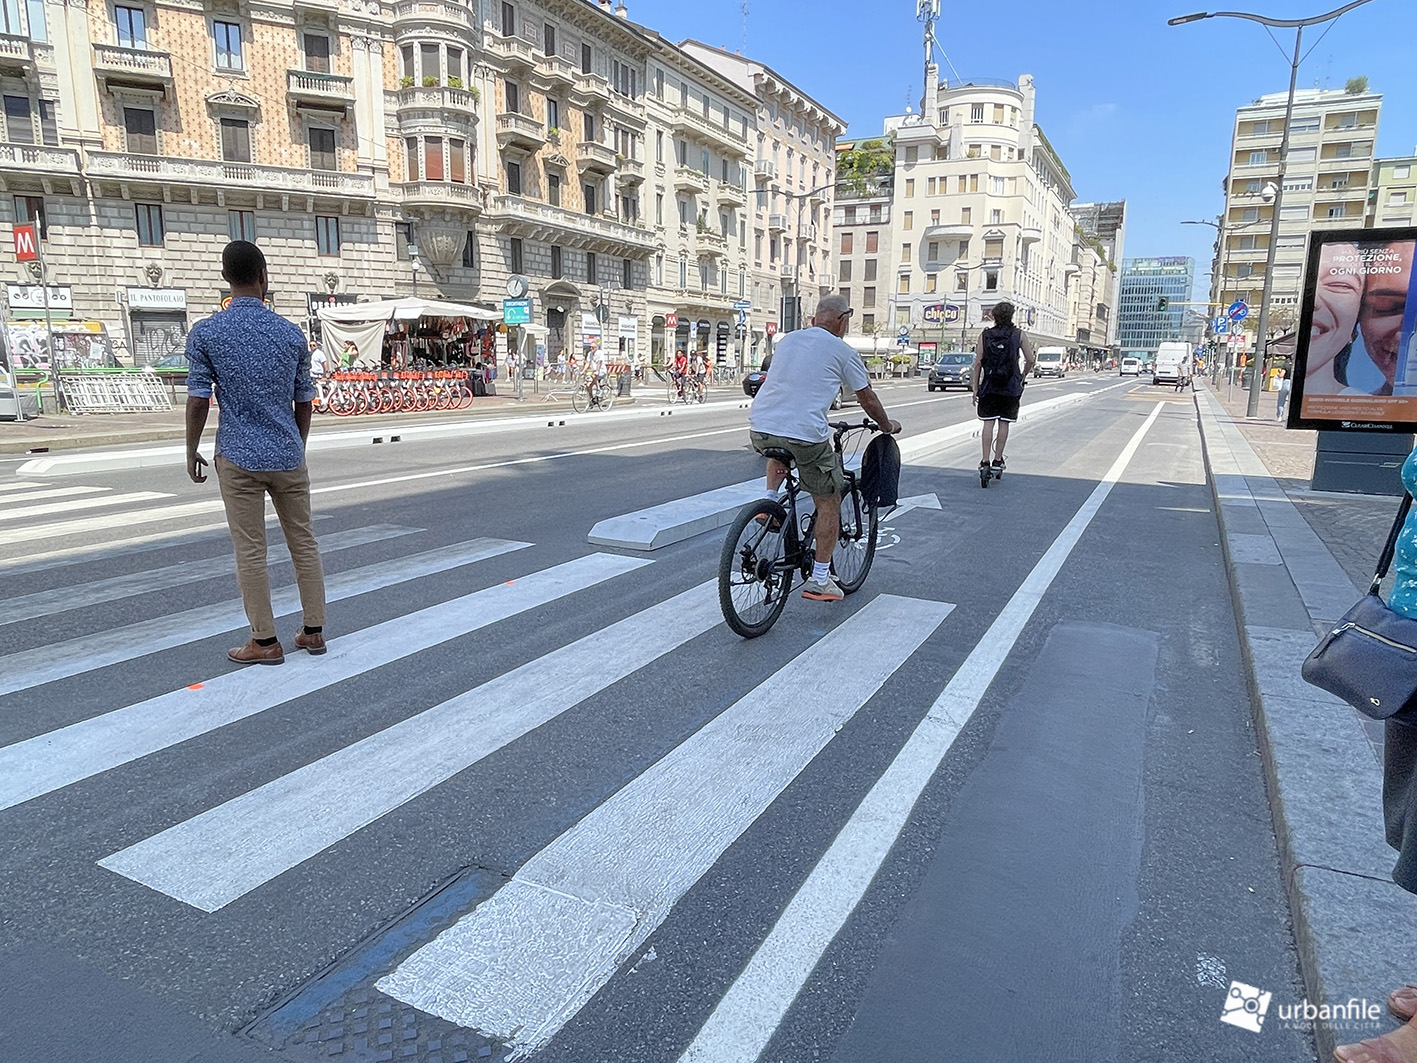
[801, 575, 844, 602]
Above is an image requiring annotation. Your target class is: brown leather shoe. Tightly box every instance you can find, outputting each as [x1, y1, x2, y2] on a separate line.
[228, 639, 284, 665]
[294, 629, 327, 656]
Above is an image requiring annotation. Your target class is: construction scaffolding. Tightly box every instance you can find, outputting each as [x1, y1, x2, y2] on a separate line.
[62, 372, 173, 414]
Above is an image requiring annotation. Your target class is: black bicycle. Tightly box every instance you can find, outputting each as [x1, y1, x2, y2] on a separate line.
[718, 420, 881, 638]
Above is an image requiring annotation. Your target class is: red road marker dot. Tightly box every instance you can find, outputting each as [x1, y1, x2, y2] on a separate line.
[187, 683, 205, 691]
[505, 580, 515, 586]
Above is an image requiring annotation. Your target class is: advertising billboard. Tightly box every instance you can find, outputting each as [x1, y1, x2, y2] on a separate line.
[1289, 227, 1417, 431]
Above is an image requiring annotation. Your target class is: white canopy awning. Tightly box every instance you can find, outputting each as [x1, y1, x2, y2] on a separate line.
[316, 297, 500, 324]
[843, 335, 919, 356]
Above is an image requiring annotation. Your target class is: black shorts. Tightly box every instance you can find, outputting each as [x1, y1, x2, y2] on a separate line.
[977, 392, 1021, 422]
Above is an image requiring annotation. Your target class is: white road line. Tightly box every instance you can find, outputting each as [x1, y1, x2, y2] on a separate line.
[0, 537, 529, 697]
[0, 553, 647, 812]
[0, 486, 108, 504]
[0, 491, 170, 523]
[0, 481, 48, 492]
[100, 580, 726, 912]
[377, 593, 954, 1057]
[0, 524, 419, 626]
[0, 520, 241, 575]
[0, 498, 224, 548]
[676, 401, 1166, 1063]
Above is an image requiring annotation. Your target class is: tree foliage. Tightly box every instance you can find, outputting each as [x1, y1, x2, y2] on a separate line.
[1345, 75, 1369, 95]
[836, 137, 895, 196]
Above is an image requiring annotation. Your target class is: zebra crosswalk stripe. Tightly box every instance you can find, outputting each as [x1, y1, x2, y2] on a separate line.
[0, 537, 530, 697]
[99, 580, 725, 912]
[0, 552, 648, 812]
[0, 486, 109, 505]
[0, 491, 171, 523]
[0, 524, 419, 626]
[0, 481, 48, 492]
[376, 593, 953, 1057]
[0, 499, 226, 547]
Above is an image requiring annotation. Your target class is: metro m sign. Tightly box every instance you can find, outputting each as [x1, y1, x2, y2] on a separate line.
[13, 224, 37, 262]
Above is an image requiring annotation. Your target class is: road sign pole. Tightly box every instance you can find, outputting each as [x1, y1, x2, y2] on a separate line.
[37, 237, 63, 413]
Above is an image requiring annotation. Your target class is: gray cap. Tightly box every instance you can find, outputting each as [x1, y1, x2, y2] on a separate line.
[815, 294, 853, 318]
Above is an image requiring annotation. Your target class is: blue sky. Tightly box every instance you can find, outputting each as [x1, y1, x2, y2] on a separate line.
[630, 0, 1417, 295]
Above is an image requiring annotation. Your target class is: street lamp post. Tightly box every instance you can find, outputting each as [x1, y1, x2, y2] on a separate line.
[1169, 0, 1379, 417]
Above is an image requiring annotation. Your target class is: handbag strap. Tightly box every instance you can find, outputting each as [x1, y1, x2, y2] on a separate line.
[1372, 492, 1415, 594]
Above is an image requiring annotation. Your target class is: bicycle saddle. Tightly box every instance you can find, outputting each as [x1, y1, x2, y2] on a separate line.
[762, 447, 795, 466]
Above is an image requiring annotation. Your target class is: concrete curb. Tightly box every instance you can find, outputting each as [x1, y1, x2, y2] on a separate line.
[1193, 384, 1417, 1058]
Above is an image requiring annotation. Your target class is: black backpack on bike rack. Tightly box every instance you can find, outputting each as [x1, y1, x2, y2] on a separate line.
[859, 434, 901, 508]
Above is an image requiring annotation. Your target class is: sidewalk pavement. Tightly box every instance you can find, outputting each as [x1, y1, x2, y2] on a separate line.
[1195, 378, 1416, 1059]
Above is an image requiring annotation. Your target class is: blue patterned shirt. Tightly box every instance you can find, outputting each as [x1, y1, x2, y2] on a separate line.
[185, 298, 315, 472]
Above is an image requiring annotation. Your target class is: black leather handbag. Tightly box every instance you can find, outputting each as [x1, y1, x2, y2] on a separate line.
[1302, 493, 1417, 720]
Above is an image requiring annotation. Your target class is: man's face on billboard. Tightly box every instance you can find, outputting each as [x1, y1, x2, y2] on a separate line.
[1310, 244, 1363, 370]
[1358, 241, 1416, 384]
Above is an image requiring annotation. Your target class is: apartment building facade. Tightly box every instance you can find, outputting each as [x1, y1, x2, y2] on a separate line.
[0, 0, 830, 370]
[1066, 200, 1126, 351]
[831, 137, 894, 345]
[1366, 154, 1417, 229]
[1117, 256, 1193, 354]
[680, 40, 844, 365]
[1213, 86, 1382, 338]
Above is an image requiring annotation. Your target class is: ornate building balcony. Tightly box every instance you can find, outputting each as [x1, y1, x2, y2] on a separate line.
[85, 151, 377, 199]
[674, 165, 708, 194]
[92, 44, 173, 93]
[488, 193, 656, 256]
[395, 180, 484, 217]
[287, 70, 356, 112]
[496, 111, 546, 152]
[576, 140, 618, 175]
[487, 33, 537, 71]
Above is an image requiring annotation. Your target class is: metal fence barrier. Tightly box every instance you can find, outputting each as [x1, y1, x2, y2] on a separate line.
[63, 372, 174, 413]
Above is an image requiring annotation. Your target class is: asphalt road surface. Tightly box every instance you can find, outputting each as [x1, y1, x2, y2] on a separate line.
[0, 375, 1316, 1063]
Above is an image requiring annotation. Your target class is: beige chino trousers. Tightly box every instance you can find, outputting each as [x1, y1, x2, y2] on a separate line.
[215, 455, 326, 641]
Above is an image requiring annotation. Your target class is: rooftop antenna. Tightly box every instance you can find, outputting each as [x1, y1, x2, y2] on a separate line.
[917, 0, 940, 92]
[740, 1, 748, 54]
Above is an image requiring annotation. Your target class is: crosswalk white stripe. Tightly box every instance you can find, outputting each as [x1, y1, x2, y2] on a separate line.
[0, 499, 226, 548]
[676, 402, 1167, 1063]
[0, 486, 109, 504]
[0, 524, 419, 626]
[0, 553, 647, 812]
[100, 580, 725, 912]
[0, 537, 531, 697]
[0, 519, 260, 576]
[376, 593, 953, 1056]
[0, 481, 48, 492]
[0, 491, 171, 523]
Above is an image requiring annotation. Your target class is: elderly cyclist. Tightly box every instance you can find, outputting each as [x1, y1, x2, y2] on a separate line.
[747, 294, 901, 602]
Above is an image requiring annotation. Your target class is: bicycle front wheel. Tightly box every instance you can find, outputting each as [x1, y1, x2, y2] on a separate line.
[832, 488, 878, 594]
[598, 383, 615, 410]
[572, 384, 591, 413]
[719, 500, 792, 638]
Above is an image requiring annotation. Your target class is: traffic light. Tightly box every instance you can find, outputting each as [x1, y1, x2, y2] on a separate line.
[1156, 297, 1169, 312]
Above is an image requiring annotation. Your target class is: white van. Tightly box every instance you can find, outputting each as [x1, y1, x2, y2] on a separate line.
[1152, 341, 1191, 386]
[1033, 346, 1067, 378]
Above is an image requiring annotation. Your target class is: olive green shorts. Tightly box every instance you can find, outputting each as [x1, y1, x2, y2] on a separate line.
[750, 431, 844, 498]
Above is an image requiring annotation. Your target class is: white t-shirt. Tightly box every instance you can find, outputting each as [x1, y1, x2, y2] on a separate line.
[749, 327, 871, 443]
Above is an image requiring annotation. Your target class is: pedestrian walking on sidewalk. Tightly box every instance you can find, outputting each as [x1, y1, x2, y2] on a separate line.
[184, 240, 327, 666]
[1336, 446, 1417, 1063]
[1275, 369, 1291, 420]
[970, 301, 1036, 482]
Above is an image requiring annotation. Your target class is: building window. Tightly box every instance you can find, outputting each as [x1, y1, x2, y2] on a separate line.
[135, 203, 163, 245]
[124, 106, 157, 154]
[1396, 165, 1412, 179]
[404, 136, 418, 180]
[303, 33, 330, 73]
[14, 195, 44, 238]
[925, 273, 937, 294]
[115, 5, 145, 47]
[510, 236, 523, 273]
[227, 209, 257, 242]
[679, 256, 687, 288]
[424, 136, 444, 181]
[970, 103, 984, 122]
[1247, 150, 1267, 166]
[900, 243, 911, 263]
[308, 127, 337, 170]
[3, 95, 30, 144]
[985, 270, 999, 290]
[543, 21, 555, 56]
[315, 215, 340, 255]
[586, 251, 597, 283]
[506, 158, 522, 194]
[1327, 205, 1346, 219]
[213, 20, 243, 70]
[1241, 206, 1260, 223]
[902, 210, 913, 231]
[550, 245, 563, 278]
[220, 118, 250, 163]
[861, 313, 875, 330]
[612, 59, 637, 99]
[897, 273, 910, 295]
[863, 286, 876, 307]
[839, 260, 852, 282]
[583, 182, 597, 215]
[547, 172, 561, 206]
[462, 231, 476, 268]
[38, 100, 57, 146]
[623, 257, 633, 289]
[904, 145, 917, 164]
[501, 1, 514, 37]
[505, 81, 520, 114]
[905, 178, 915, 197]
[865, 230, 878, 253]
[546, 97, 559, 132]
[450, 138, 466, 183]
[394, 221, 413, 259]
[990, 209, 1002, 224]
[956, 271, 967, 292]
[581, 41, 591, 74]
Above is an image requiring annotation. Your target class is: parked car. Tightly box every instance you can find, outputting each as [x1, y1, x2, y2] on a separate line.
[1033, 346, 1067, 378]
[742, 368, 767, 397]
[1120, 357, 1142, 376]
[927, 353, 974, 392]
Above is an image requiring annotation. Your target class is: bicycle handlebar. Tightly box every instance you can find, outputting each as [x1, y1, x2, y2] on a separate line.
[829, 418, 880, 437]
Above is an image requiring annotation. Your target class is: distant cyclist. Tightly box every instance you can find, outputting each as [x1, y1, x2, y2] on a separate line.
[748, 294, 900, 603]
[971, 301, 1035, 480]
[672, 348, 689, 399]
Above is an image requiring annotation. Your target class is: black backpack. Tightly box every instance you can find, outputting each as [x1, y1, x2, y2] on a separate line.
[980, 327, 1023, 397]
[859, 433, 901, 508]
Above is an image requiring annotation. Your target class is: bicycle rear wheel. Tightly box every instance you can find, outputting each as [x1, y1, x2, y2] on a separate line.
[832, 486, 878, 594]
[572, 383, 591, 413]
[718, 500, 792, 638]
[598, 382, 615, 410]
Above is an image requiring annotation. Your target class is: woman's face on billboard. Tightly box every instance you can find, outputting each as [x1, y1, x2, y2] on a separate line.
[1309, 245, 1363, 372]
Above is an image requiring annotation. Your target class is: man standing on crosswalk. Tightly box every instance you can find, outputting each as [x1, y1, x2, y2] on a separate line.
[748, 294, 901, 602]
[184, 240, 327, 665]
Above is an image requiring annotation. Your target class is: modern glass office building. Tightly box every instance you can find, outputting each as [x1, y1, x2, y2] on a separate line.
[1117, 257, 1193, 355]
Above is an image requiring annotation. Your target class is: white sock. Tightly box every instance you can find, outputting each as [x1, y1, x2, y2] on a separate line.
[812, 560, 831, 583]
[765, 479, 783, 499]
